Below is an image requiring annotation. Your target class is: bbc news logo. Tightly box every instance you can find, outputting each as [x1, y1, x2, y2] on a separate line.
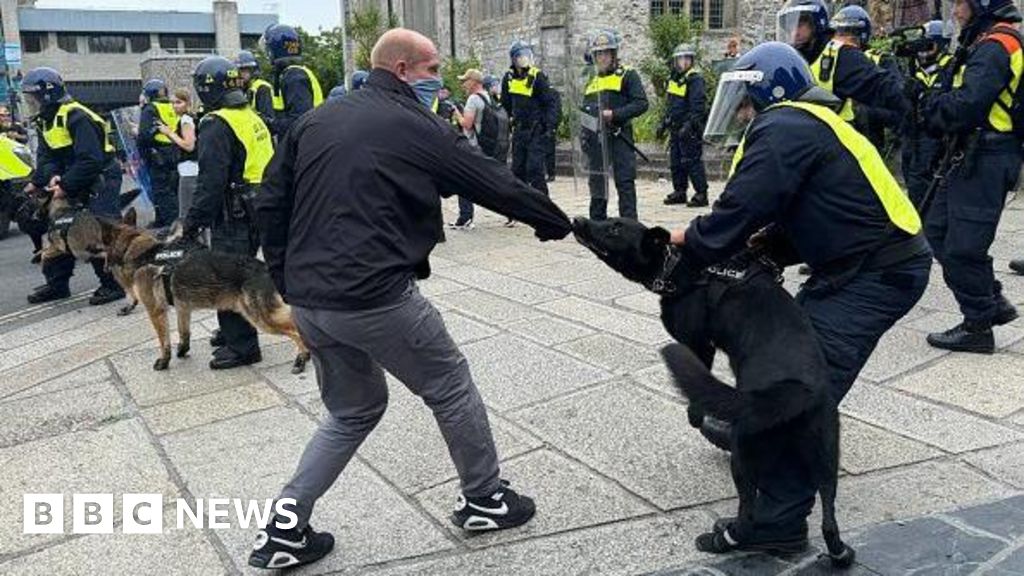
[24, 494, 297, 534]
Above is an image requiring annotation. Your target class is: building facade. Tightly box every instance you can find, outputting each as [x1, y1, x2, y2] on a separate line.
[1, 0, 277, 112]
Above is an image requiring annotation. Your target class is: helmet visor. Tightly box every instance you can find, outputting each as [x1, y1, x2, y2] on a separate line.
[514, 48, 534, 68]
[20, 91, 42, 118]
[704, 70, 763, 142]
[777, 6, 819, 47]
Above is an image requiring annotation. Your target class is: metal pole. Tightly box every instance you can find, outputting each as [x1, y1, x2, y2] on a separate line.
[339, 0, 354, 88]
[449, 0, 456, 59]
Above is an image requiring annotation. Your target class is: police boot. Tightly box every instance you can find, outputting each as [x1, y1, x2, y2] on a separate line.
[663, 191, 688, 205]
[995, 295, 1019, 327]
[1011, 259, 1024, 276]
[209, 329, 226, 348]
[209, 347, 262, 370]
[686, 193, 709, 208]
[89, 285, 125, 306]
[699, 416, 733, 452]
[926, 321, 994, 354]
[27, 284, 71, 304]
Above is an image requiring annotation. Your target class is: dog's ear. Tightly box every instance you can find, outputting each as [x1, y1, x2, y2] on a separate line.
[123, 207, 137, 227]
[643, 226, 671, 250]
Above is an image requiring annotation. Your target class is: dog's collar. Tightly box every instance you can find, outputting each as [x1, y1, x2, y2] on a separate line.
[648, 245, 682, 295]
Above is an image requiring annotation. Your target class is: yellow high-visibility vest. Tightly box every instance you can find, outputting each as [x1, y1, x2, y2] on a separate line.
[42, 101, 115, 153]
[728, 101, 921, 235]
[152, 101, 179, 145]
[585, 66, 632, 95]
[810, 40, 856, 121]
[271, 65, 324, 111]
[249, 78, 274, 108]
[507, 66, 540, 97]
[667, 69, 698, 98]
[207, 106, 274, 184]
[951, 24, 1024, 134]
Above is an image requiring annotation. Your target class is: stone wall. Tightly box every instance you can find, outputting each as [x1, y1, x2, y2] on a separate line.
[140, 55, 206, 108]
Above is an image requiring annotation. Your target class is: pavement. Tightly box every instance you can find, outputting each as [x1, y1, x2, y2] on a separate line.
[1, 179, 1024, 575]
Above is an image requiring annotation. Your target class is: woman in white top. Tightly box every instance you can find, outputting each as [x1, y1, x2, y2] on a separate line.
[158, 88, 198, 221]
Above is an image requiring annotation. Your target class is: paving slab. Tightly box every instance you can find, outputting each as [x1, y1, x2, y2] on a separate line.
[840, 381, 1024, 453]
[141, 382, 282, 436]
[538, 296, 671, 346]
[416, 276, 467, 298]
[988, 546, 1024, 576]
[357, 378, 543, 494]
[0, 304, 119, 350]
[0, 523, 225, 576]
[432, 289, 543, 325]
[0, 418, 179, 555]
[947, 494, 1024, 541]
[437, 266, 564, 305]
[839, 417, 943, 475]
[630, 353, 734, 401]
[257, 357, 319, 398]
[509, 257, 614, 288]
[161, 406, 454, 574]
[416, 448, 656, 549]
[556, 333, 662, 374]
[505, 314, 595, 346]
[438, 310, 501, 344]
[110, 346, 266, 408]
[460, 334, 612, 410]
[0, 379, 127, 448]
[904, 309, 1024, 350]
[962, 443, 1024, 490]
[0, 342, 126, 400]
[515, 382, 734, 510]
[857, 326, 948, 383]
[1, 360, 110, 403]
[371, 508, 714, 576]
[563, 275, 646, 302]
[849, 516, 1006, 575]
[891, 353, 1024, 418]
[615, 291, 662, 317]
[915, 279, 964, 313]
[0, 312, 144, 372]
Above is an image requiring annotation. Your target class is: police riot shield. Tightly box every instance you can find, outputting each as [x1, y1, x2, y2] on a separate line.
[109, 105, 155, 227]
[567, 34, 611, 200]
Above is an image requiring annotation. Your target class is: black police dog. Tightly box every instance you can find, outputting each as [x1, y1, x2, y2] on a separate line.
[572, 217, 854, 567]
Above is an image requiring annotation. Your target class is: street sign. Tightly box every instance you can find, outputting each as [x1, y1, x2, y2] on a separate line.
[3, 43, 21, 70]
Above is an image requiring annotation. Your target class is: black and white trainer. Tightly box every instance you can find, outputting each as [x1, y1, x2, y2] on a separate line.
[248, 519, 335, 570]
[451, 480, 536, 532]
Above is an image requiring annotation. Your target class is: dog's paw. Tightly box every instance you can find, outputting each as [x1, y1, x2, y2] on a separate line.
[176, 343, 190, 359]
[291, 353, 309, 374]
[153, 357, 170, 371]
[828, 544, 856, 569]
[117, 305, 133, 316]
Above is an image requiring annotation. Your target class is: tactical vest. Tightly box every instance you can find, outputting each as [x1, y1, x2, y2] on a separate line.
[42, 101, 115, 154]
[666, 69, 697, 98]
[728, 101, 921, 235]
[507, 66, 540, 97]
[585, 66, 632, 95]
[249, 78, 274, 108]
[207, 107, 274, 184]
[272, 65, 324, 111]
[915, 54, 954, 88]
[152, 101, 180, 145]
[952, 23, 1024, 134]
[810, 40, 856, 122]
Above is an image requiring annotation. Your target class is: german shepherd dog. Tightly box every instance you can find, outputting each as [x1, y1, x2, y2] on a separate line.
[76, 209, 311, 374]
[572, 217, 854, 568]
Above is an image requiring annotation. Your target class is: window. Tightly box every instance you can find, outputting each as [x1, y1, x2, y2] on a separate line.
[650, 0, 734, 30]
[129, 34, 151, 53]
[20, 32, 48, 53]
[181, 34, 216, 53]
[241, 34, 261, 50]
[57, 33, 79, 53]
[87, 35, 127, 53]
[159, 34, 180, 51]
[473, 0, 524, 22]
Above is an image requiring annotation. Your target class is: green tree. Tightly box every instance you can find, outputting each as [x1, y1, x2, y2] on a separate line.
[349, 6, 399, 71]
[255, 27, 346, 91]
[441, 55, 482, 102]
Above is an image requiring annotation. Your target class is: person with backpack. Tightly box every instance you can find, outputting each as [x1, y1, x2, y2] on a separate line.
[914, 0, 1023, 353]
[451, 68, 510, 229]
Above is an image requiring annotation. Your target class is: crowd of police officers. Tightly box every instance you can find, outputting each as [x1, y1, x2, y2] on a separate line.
[8, 0, 1024, 564]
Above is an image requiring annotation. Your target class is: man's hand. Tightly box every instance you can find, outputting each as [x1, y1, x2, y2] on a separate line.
[670, 229, 686, 245]
[602, 109, 614, 123]
[23, 182, 37, 195]
[157, 124, 173, 137]
[46, 175, 64, 199]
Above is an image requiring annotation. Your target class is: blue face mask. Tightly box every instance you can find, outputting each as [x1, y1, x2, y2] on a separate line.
[408, 76, 444, 108]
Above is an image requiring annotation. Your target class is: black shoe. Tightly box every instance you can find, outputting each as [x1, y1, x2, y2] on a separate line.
[209, 329, 225, 348]
[27, 285, 71, 304]
[249, 519, 335, 570]
[1010, 259, 1024, 275]
[504, 218, 517, 228]
[687, 194, 709, 208]
[447, 217, 475, 230]
[927, 322, 994, 354]
[209, 348, 262, 370]
[89, 285, 125, 306]
[696, 525, 809, 556]
[664, 192, 688, 205]
[451, 480, 536, 532]
[699, 416, 733, 452]
[995, 296, 1019, 327]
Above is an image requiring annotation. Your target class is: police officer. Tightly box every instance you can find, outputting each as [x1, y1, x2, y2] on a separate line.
[582, 28, 649, 221]
[181, 56, 274, 370]
[901, 20, 954, 206]
[661, 43, 709, 208]
[237, 49, 274, 125]
[260, 24, 324, 138]
[777, 0, 907, 137]
[918, 0, 1023, 353]
[501, 40, 558, 198]
[137, 78, 179, 228]
[21, 67, 126, 305]
[674, 41, 930, 555]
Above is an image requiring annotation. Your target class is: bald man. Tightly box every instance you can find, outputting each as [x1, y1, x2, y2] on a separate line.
[251, 28, 571, 569]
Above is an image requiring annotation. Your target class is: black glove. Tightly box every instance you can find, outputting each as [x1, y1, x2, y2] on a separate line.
[903, 78, 925, 107]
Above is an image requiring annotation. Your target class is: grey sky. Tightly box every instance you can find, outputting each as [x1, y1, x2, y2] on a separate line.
[35, 0, 342, 34]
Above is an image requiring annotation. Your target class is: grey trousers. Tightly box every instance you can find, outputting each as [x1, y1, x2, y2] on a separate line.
[278, 283, 502, 528]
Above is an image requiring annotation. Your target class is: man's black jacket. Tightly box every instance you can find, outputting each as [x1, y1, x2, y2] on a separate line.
[256, 69, 572, 310]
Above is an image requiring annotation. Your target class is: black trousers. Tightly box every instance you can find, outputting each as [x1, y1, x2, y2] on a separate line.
[511, 125, 549, 195]
[588, 136, 638, 221]
[669, 133, 708, 197]
[212, 220, 260, 356]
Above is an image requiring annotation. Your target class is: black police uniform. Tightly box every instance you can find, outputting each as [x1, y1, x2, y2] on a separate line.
[901, 53, 954, 206]
[545, 88, 562, 180]
[183, 105, 267, 363]
[853, 49, 903, 151]
[501, 65, 558, 195]
[137, 99, 179, 227]
[664, 68, 709, 203]
[249, 78, 275, 127]
[920, 22, 1023, 332]
[32, 101, 124, 301]
[679, 103, 931, 540]
[582, 65, 649, 220]
[269, 62, 322, 138]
